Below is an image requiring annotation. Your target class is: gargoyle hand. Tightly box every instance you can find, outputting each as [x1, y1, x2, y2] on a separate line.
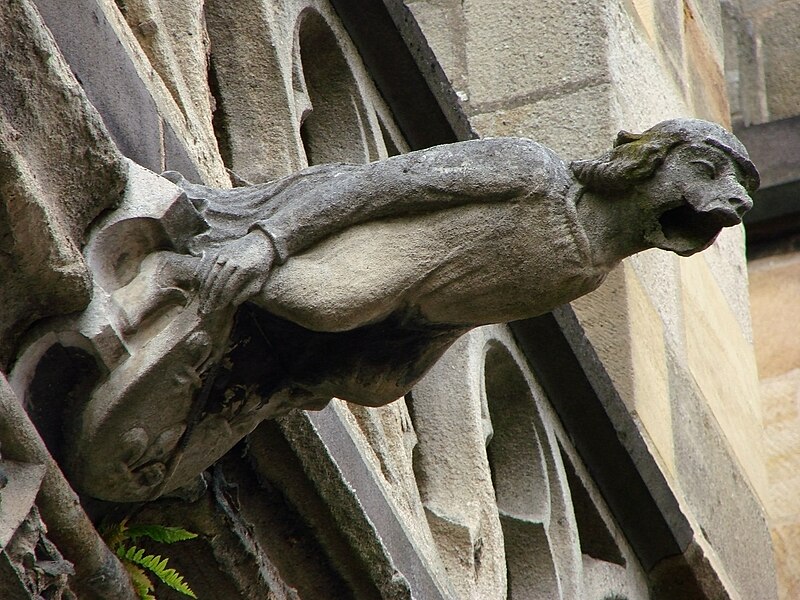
[199, 229, 275, 315]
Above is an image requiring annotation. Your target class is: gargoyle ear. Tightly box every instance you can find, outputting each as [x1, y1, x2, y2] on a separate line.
[614, 130, 642, 147]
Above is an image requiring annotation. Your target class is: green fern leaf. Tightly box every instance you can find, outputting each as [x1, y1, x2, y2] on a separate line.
[135, 552, 161, 570]
[108, 523, 198, 598]
[125, 550, 196, 598]
[155, 566, 197, 598]
[120, 545, 147, 564]
[126, 525, 198, 544]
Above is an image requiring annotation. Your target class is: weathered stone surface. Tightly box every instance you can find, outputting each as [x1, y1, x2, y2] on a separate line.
[203, 0, 307, 182]
[274, 409, 433, 599]
[0, 461, 45, 551]
[668, 355, 778, 600]
[35, 0, 164, 173]
[684, 1, 732, 125]
[750, 251, 800, 599]
[9, 119, 757, 503]
[334, 399, 453, 594]
[470, 84, 615, 160]
[0, 2, 778, 597]
[758, 3, 800, 121]
[724, 0, 800, 126]
[3, 507, 75, 599]
[461, 0, 607, 110]
[0, 0, 127, 368]
[0, 372, 136, 599]
[680, 252, 767, 494]
[626, 250, 686, 357]
[404, 0, 469, 99]
[697, 225, 753, 339]
[605, 0, 689, 129]
[35, 0, 229, 185]
[410, 332, 507, 599]
[117, 0, 213, 128]
[735, 116, 800, 190]
[573, 262, 676, 477]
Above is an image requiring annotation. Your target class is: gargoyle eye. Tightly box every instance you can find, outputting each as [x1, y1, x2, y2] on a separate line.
[690, 159, 716, 179]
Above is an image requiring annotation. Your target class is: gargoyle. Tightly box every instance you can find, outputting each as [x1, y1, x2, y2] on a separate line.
[10, 119, 758, 501]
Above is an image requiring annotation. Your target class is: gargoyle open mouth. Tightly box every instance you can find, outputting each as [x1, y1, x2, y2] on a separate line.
[654, 200, 741, 256]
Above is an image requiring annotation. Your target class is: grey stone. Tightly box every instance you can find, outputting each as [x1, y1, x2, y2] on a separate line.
[735, 116, 800, 188]
[653, 0, 686, 91]
[668, 353, 779, 600]
[0, 0, 127, 368]
[0, 461, 45, 551]
[3, 507, 75, 600]
[0, 373, 136, 599]
[758, 5, 800, 121]
[405, 1, 469, 99]
[34, 0, 164, 172]
[722, 0, 770, 127]
[204, 0, 306, 182]
[409, 331, 507, 598]
[163, 120, 204, 184]
[460, 0, 607, 109]
[10, 119, 759, 502]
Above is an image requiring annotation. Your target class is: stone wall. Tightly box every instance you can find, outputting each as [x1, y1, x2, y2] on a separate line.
[0, 0, 779, 598]
[409, 0, 776, 597]
[723, 1, 800, 598]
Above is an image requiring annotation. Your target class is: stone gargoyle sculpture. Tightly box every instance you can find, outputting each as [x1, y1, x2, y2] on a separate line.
[10, 119, 758, 502]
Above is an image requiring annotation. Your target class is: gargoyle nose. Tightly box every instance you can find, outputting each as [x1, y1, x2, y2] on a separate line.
[719, 178, 754, 217]
[704, 203, 744, 226]
[693, 180, 753, 223]
[730, 192, 754, 216]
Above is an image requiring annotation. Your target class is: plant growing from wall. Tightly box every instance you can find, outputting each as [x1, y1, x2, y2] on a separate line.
[102, 518, 198, 600]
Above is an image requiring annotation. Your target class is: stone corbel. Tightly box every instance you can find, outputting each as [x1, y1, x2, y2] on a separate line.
[11, 162, 235, 502]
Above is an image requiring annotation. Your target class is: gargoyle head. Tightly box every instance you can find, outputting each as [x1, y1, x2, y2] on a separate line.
[571, 118, 759, 256]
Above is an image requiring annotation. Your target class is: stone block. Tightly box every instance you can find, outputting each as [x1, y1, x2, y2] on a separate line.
[627, 250, 685, 360]
[735, 116, 800, 188]
[0, 0, 127, 367]
[118, 0, 216, 139]
[36, 0, 230, 185]
[163, 121, 203, 183]
[0, 460, 46, 550]
[405, 1, 468, 95]
[679, 251, 766, 496]
[668, 357, 778, 600]
[623, 265, 675, 478]
[699, 226, 752, 341]
[204, 0, 306, 182]
[771, 521, 800, 600]
[653, 0, 685, 88]
[570, 267, 635, 405]
[571, 262, 676, 477]
[411, 331, 507, 599]
[627, 0, 658, 41]
[470, 84, 615, 160]
[686, 0, 725, 63]
[759, 4, 800, 121]
[722, 0, 770, 127]
[35, 0, 164, 172]
[461, 0, 606, 108]
[607, 0, 689, 130]
[761, 369, 800, 521]
[684, 0, 731, 125]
